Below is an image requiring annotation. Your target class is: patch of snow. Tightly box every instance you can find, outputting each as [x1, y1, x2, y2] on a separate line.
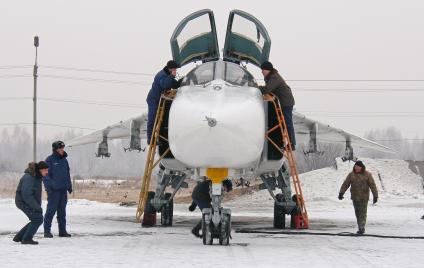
[74, 179, 129, 186]
[0, 158, 423, 267]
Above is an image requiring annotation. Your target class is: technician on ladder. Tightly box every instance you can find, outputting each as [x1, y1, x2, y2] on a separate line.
[146, 60, 183, 145]
[259, 61, 296, 150]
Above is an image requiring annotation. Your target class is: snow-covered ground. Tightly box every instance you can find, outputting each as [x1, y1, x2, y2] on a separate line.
[0, 158, 423, 268]
[74, 178, 130, 186]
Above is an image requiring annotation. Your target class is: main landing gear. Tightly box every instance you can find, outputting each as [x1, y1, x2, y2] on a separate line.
[142, 167, 187, 227]
[261, 162, 303, 229]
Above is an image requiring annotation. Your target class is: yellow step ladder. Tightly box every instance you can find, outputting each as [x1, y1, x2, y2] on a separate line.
[136, 93, 173, 222]
[265, 94, 309, 229]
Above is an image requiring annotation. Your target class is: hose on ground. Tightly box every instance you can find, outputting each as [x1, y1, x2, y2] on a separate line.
[235, 229, 424, 240]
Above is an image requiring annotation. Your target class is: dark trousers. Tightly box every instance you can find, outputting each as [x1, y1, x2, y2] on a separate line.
[193, 198, 210, 211]
[353, 200, 368, 231]
[15, 205, 43, 242]
[44, 190, 68, 233]
[192, 199, 211, 232]
[282, 106, 296, 146]
[147, 98, 159, 144]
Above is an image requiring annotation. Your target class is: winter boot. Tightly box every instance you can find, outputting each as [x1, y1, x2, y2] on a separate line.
[44, 231, 53, 238]
[13, 235, 21, 243]
[21, 240, 39, 245]
[59, 231, 71, 238]
[356, 228, 365, 235]
[191, 221, 202, 238]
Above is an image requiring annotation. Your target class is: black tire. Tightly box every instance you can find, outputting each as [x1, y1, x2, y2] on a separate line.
[160, 193, 173, 227]
[142, 191, 156, 227]
[202, 213, 213, 245]
[274, 202, 286, 229]
[219, 214, 231, 246]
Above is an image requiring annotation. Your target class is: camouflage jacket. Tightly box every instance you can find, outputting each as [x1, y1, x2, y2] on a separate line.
[339, 170, 378, 201]
[259, 69, 295, 107]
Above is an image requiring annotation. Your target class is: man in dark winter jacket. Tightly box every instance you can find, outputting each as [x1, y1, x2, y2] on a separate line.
[189, 179, 233, 238]
[259, 61, 296, 150]
[14, 161, 49, 245]
[43, 141, 72, 238]
[338, 160, 378, 235]
[146, 60, 182, 144]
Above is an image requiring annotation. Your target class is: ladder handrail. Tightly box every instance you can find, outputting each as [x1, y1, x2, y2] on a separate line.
[265, 93, 309, 228]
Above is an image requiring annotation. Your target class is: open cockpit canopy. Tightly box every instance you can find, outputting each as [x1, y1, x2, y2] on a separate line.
[171, 9, 271, 68]
[170, 9, 220, 67]
[223, 10, 271, 67]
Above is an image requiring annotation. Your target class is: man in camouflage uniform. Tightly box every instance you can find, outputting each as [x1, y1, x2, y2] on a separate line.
[338, 160, 378, 235]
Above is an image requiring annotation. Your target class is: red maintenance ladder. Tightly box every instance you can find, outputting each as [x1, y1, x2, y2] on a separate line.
[265, 94, 309, 229]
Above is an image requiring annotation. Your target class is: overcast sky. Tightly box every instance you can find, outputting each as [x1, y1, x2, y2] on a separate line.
[1, 0, 424, 141]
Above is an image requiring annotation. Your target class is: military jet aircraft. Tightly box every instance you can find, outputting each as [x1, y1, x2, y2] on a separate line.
[67, 9, 394, 245]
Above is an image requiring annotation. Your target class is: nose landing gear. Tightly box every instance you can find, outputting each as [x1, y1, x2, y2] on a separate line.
[200, 178, 232, 246]
[201, 207, 231, 245]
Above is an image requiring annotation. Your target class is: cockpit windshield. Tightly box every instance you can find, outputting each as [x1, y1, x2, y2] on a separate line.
[182, 61, 257, 87]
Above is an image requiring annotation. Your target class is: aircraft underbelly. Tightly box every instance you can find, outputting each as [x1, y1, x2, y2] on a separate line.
[168, 84, 265, 168]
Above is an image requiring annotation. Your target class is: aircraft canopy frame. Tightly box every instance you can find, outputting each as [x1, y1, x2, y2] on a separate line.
[223, 10, 271, 67]
[170, 9, 220, 67]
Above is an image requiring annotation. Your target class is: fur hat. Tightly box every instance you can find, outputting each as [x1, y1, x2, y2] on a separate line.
[26, 162, 37, 177]
[26, 161, 49, 177]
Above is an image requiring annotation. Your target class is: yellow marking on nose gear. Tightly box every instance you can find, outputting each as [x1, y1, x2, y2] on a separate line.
[207, 168, 228, 183]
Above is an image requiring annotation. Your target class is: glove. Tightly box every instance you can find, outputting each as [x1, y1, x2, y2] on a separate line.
[188, 202, 197, 212]
[68, 188, 73, 194]
[373, 196, 378, 204]
[175, 77, 184, 88]
[338, 193, 344, 200]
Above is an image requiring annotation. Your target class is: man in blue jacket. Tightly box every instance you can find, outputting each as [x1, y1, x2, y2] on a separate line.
[14, 161, 49, 245]
[146, 60, 182, 144]
[43, 141, 72, 238]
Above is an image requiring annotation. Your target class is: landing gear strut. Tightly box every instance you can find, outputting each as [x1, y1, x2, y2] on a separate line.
[273, 194, 286, 229]
[261, 162, 297, 229]
[141, 165, 187, 228]
[342, 140, 357, 162]
[160, 193, 173, 226]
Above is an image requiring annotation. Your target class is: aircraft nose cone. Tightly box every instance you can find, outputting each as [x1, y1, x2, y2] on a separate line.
[168, 82, 265, 168]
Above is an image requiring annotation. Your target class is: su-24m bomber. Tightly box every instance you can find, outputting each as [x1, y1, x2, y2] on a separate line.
[67, 9, 394, 245]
